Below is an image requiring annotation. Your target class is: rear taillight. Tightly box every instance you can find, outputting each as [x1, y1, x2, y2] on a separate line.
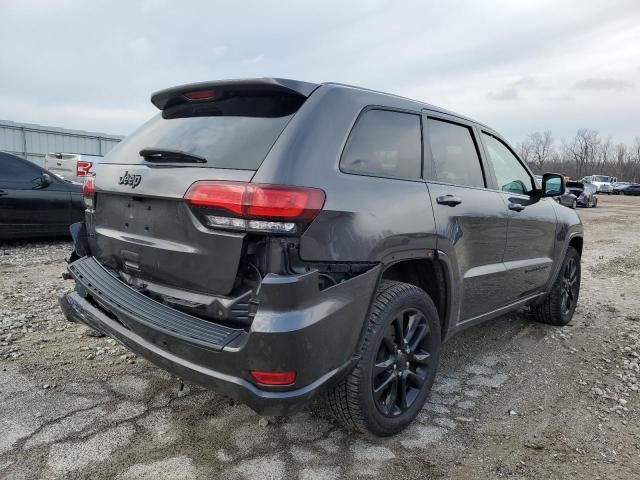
[184, 181, 325, 234]
[83, 176, 95, 209]
[76, 161, 93, 177]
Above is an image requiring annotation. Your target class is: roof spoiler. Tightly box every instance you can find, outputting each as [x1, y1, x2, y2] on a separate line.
[150, 78, 319, 110]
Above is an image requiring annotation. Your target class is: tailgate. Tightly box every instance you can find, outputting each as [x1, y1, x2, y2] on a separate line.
[89, 164, 252, 295]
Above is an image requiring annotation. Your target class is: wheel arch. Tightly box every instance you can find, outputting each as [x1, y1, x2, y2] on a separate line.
[379, 257, 450, 339]
[569, 235, 583, 256]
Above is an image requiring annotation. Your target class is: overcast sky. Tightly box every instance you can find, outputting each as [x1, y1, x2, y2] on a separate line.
[1, 0, 639, 145]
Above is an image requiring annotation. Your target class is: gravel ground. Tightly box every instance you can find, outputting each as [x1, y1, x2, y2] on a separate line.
[1, 195, 639, 479]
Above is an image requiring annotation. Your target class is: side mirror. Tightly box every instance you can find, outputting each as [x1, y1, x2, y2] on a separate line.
[540, 173, 565, 197]
[32, 173, 52, 190]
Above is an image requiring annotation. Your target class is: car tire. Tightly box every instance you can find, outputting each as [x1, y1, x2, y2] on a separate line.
[327, 280, 441, 436]
[531, 246, 581, 326]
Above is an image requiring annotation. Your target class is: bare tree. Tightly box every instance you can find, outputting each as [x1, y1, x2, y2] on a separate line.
[520, 130, 640, 181]
[631, 137, 640, 182]
[529, 131, 554, 172]
[516, 139, 533, 165]
[562, 129, 601, 178]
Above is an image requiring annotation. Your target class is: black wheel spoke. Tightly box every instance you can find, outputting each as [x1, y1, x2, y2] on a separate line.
[374, 357, 395, 376]
[393, 317, 404, 344]
[405, 313, 420, 344]
[398, 373, 409, 411]
[569, 261, 577, 280]
[409, 351, 431, 366]
[373, 371, 396, 401]
[385, 376, 398, 410]
[409, 324, 429, 352]
[407, 370, 425, 388]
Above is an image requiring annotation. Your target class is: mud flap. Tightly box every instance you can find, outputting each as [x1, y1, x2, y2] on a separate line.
[69, 221, 90, 263]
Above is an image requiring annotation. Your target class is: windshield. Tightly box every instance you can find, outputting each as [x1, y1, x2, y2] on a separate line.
[103, 113, 293, 170]
[593, 175, 610, 182]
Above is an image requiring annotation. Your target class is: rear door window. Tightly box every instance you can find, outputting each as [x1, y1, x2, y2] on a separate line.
[0, 153, 41, 186]
[425, 119, 485, 188]
[341, 109, 422, 179]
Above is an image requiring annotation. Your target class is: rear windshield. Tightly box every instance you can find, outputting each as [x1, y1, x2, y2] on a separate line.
[103, 112, 293, 170]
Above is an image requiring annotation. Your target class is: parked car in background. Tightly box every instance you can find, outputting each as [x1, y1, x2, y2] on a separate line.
[535, 175, 577, 208]
[555, 191, 578, 209]
[613, 182, 632, 194]
[534, 174, 543, 187]
[0, 151, 85, 239]
[617, 183, 640, 196]
[580, 175, 615, 194]
[60, 78, 583, 436]
[44, 152, 103, 183]
[566, 181, 597, 207]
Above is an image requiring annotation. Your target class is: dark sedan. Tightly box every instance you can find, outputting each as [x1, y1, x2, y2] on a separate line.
[566, 181, 598, 208]
[618, 183, 640, 196]
[0, 151, 85, 239]
[554, 191, 578, 209]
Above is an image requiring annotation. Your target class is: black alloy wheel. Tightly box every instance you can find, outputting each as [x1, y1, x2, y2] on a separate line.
[372, 308, 431, 417]
[560, 256, 579, 316]
[327, 281, 441, 436]
[531, 246, 581, 326]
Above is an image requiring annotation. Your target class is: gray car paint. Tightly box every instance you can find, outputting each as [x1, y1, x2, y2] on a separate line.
[63, 78, 583, 413]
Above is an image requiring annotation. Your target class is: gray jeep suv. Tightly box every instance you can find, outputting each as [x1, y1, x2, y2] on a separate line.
[61, 78, 583, 436]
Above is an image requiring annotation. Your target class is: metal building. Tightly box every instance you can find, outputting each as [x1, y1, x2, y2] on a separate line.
[0, 120, 124, 168]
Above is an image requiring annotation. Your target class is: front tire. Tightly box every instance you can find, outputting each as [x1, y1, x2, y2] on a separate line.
[327, 281, 441, 436]
[531, 246, 581, 326]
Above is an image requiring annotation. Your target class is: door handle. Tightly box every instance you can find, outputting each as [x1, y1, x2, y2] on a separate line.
[436, 195, 462, 207]
[508, 202, 525, 212]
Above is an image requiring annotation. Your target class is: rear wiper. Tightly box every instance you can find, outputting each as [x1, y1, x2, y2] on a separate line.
[139, 148, 207, 163]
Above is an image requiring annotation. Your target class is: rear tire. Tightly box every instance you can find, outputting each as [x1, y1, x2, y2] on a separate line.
[327, 281, 441, 436]
[531, 246, 580, 326]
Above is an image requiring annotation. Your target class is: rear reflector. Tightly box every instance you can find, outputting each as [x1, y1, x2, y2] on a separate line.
[250, 370, 296, 386]
[184, 181, 325, 234]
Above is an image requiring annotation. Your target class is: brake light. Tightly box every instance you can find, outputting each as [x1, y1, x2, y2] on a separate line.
[183, 90, 215, 101]
[250, 370, 296, 386]
[77, 160, 93, 177]
[184, 181, 325, 234]
[83, 176, 95, 209]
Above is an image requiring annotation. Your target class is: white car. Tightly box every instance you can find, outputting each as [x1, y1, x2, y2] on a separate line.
[44, 153, 103, 183]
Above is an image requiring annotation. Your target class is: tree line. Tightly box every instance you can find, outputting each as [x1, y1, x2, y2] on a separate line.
[516, 130, 640, 182]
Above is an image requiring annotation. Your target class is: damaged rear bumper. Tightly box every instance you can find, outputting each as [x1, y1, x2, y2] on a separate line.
[61, 256, 380, 415]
